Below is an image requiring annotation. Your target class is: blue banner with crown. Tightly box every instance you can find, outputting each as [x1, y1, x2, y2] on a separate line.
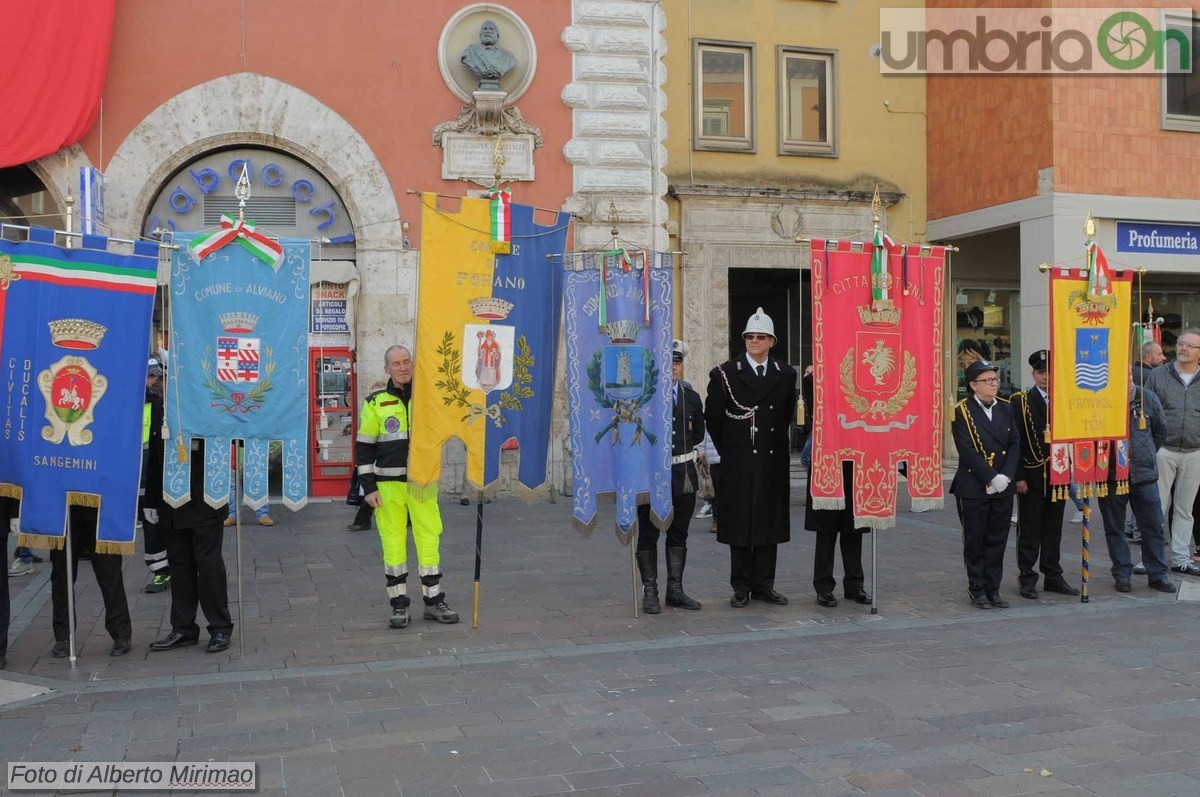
[564, 254, 674, 541]
[0, 228, 159, 553]
[164, 232, 310, 511]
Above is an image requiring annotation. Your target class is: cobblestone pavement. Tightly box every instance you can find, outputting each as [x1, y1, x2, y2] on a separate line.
[3, 483, 1200, 796]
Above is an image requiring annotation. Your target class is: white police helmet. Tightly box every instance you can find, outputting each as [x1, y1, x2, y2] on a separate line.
[742, 307, 775, 339]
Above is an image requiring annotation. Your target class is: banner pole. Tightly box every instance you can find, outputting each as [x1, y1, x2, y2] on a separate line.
[472, 496, 483, 629]
[235, 452, 245, 656]
[870, 530, 878, 615]
[66, 510, 77, 668]
[1081, 500, 1090, 603]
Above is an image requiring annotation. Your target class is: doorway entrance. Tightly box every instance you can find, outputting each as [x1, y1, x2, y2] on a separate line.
[727, 268, 808, 369]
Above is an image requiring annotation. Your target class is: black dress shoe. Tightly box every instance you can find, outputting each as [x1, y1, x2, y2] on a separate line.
[206, 633, 231, 653]
[50, 641, 68, 658]
[110, 638, 131, 657]
[816, 592, 838, 607]
[730, 592, 750, 608]
[1150, 580, 1179, 593]
[845, 590, 871, 605]
[1043, 580, 1080, 596]
[970, 594, 992, 609]
[149, 631, 199, 652]
[987, 594, 1010, 609]
[1115, 577, 1133, 593]
[752, 589, 789, 605]
[345, 522, 371, 532]
[1019, 585, 1039, 600]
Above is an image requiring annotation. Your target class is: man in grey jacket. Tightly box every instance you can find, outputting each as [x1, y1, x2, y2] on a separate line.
[1145, 329, 1200, 576]
[1097, 370, 1177, 593]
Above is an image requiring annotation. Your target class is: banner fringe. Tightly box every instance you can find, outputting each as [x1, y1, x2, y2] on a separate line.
[910, 497, 944, 512]
[0, 483, 22, 500]
[95, 540, 135, 556]
[856, 514, 895, 530]
[17, 533, 65, 552]
[573, 515, 599, 539]
[812, 497, 845, 511]
[406, 480, 440, 504]
[66, 491, 101, 508]
[281, 496, 308, 512]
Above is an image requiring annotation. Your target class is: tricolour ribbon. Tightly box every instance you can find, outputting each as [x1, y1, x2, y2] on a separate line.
[485, 188, 512, 254]
[188, 213, 284, 270]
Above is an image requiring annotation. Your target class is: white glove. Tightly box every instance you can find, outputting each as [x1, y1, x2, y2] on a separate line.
[8, 519, 17, 534]
[989, 474, 1010, 493]
[142, 507, 159, 524]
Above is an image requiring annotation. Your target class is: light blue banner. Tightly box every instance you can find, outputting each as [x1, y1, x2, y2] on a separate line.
[164, 233, 310, 510]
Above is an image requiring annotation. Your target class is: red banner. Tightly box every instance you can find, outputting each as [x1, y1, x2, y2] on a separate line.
[0, 2, 116, 169]
[810, 239, 946, 528]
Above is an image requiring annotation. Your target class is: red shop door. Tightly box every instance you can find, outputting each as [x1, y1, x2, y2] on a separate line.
[309, 348, 356, 498]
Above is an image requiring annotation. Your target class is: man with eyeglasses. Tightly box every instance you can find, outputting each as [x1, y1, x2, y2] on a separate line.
[705, 307, 798, 608]
[950, 359, 1020, 609]
[1011, 350, 1078, 599]
[1145, 329, 1200, 577]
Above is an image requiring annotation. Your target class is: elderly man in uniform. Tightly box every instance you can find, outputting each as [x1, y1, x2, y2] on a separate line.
[1011, 350, 1077, 599]
[951, 359, 1020, 609]
[357, 345, 458, 629]
[636, 339, 705, 614]
[705, 308, 798, 608]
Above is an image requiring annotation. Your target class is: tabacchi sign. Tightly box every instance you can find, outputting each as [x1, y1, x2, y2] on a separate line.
[880, 8, 1193, 74]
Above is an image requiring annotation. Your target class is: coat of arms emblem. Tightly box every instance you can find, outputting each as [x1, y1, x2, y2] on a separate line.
[38, 318, 108, 445]
[462, 324, 514, 393]
[1074, 328, 1109, 393]
[201, 312, 275, 414]
[586, 320, 659, 446]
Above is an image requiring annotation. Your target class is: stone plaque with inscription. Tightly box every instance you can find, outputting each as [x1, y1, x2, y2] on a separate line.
[441, 133, 535, 183]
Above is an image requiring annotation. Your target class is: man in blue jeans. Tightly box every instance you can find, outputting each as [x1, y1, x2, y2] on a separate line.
[1097, 369, 1177, 594]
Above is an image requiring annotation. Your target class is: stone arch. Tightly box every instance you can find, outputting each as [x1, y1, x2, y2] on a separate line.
[96, 73, 401, 248]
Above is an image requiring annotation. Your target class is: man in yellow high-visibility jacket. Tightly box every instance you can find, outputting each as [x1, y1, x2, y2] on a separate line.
[356, 345, 458, 629]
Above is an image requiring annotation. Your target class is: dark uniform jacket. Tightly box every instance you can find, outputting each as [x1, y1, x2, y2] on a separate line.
[950, 396, 1020, 499]
[1010, 388, 1050, 488]
[355, 380, 413, 495]
[669, 379, 705, 497]
[705, 357, 798, 547]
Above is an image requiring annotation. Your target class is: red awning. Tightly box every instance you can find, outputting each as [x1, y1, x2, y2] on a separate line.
[0, 1, 116, 169]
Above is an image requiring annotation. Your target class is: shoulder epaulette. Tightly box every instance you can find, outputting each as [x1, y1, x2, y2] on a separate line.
[364, 388, 388, 404]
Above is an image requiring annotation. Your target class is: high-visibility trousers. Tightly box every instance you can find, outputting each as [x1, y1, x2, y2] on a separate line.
[376, 481, 444, 608]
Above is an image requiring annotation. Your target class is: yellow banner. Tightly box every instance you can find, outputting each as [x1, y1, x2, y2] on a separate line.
[1049, 271, 1131, 442]
[409, 194, 491, 488]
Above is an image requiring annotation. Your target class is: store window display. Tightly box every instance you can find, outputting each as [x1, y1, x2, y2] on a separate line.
[955, 288, 1019, 400]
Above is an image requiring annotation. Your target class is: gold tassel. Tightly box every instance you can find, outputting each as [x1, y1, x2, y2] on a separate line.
[1044, 428, 1051, 444]
[1138, 415, 1146, 430]
[66, 491, 101, 508]
[176, 435, 187, 463]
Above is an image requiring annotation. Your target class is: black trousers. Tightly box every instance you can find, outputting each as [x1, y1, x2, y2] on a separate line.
[1015, 475, 1066, 588]
[813, 531, 865, 596]
[51, 547, 132, 644]
[729, 544, 778, 595]
[164, 519, 232, 638]
[957, 495, 1013, 597]
[636, 493, 696, 552]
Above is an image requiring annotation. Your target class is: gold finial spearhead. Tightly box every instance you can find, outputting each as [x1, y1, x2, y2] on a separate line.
[607, 200, 621, 238]
[235, 163, 252, 222]
[491, 134, 506, 188]
[1084, 210, 1096, 239]
[871, 185, 882, 227]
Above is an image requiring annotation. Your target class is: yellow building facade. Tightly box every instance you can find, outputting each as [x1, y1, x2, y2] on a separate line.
[662, 0, 929, 383]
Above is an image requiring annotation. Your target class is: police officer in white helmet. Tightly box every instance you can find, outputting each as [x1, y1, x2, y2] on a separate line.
[704, 308, 799, 608]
